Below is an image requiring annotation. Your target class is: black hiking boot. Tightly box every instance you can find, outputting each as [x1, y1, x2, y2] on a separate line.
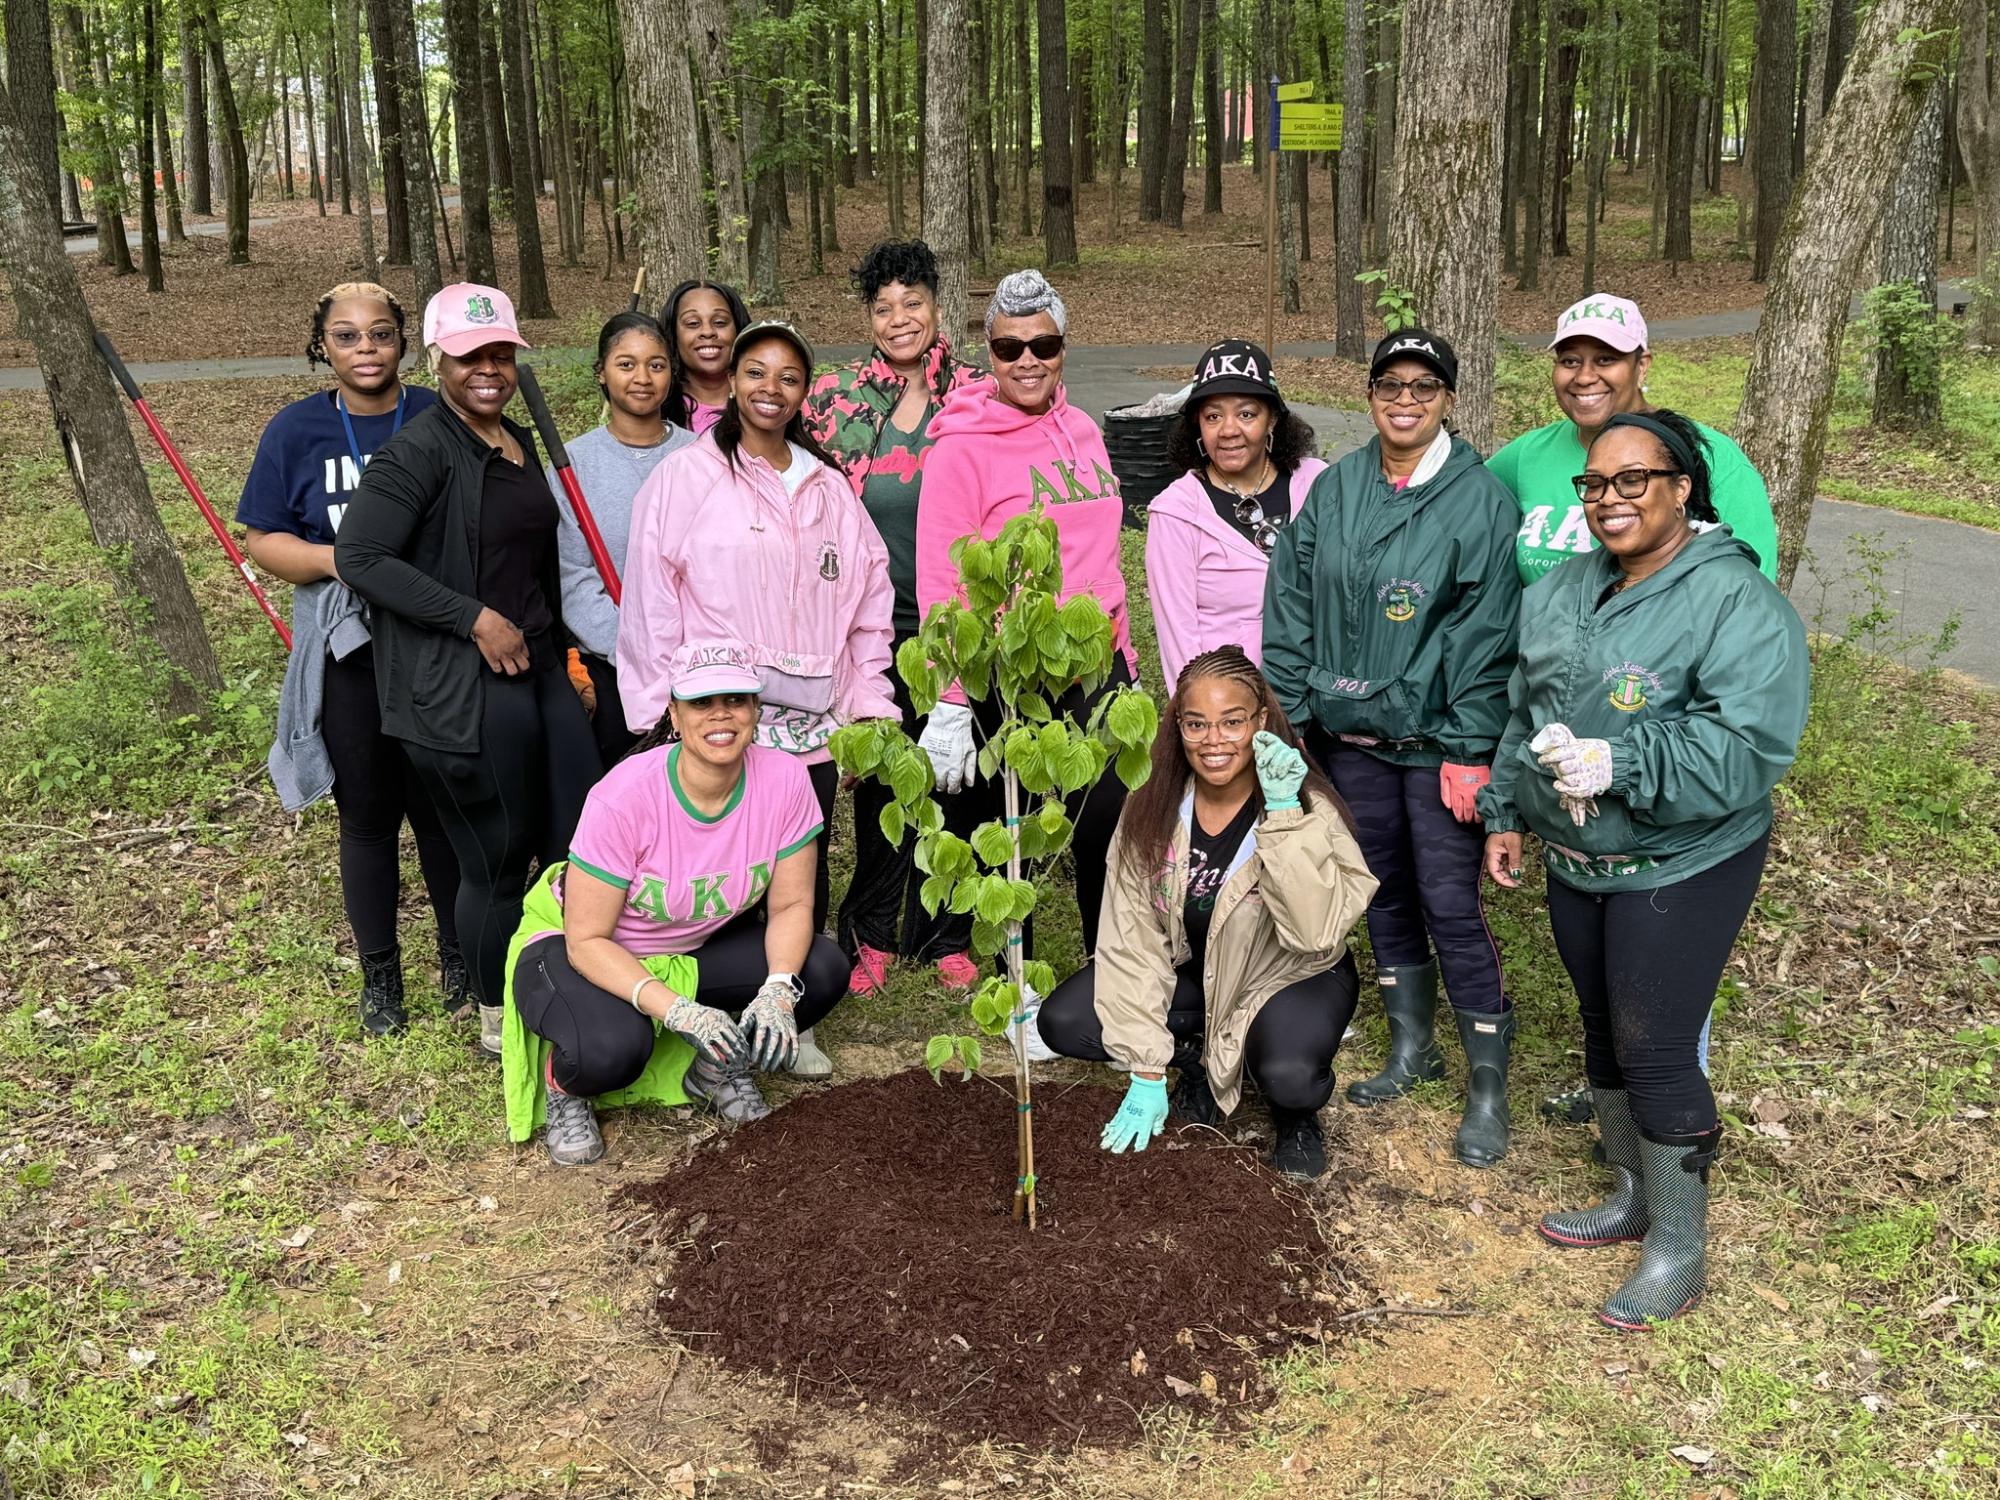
[438, 930, 472, 1019]
[1452, 1005, 1515, 1168]
[1540, 1084, 1596, 1124]
[1270, 1109, 1328, 1181]
[1346, 960, 1446, 1106]
[359, 946, 408, 1037]
[1170, 1063, 1223, 1127]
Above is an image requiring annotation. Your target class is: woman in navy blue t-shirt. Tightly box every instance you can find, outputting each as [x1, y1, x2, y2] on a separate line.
[237, 282, 462, 1037]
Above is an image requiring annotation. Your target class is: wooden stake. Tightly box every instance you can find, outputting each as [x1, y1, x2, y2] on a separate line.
[1004, 768, 1037, 1231]
[1264, 73, 1279, 356]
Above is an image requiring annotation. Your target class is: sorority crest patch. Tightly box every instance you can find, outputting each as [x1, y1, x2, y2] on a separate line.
[465, 293, 499, 325]
[1603, 661, 1663, 712]
[818, 540, 841, 582]
[1378, 578, 1428, 623]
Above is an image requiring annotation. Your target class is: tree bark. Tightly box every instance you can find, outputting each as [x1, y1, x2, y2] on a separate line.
[481, 3, 513, 196]
[1202, 0, 1223, 213]
[155, 85, 187, 238]
[1161, 0, 1200, 227]
[499, 0, 555, 315]
[1579, 0, 1614, 295]
[1334, 0, 1365, 357]
[689, 0, 749, 286]
[364, 0, 413, 263]
[0, 81, 220, 715]
[61, 6, 132, 272]
[1752, 0, 1795, 280]
[293, 24, 324, 215]
[1139, 0, 1170, 219]
[1387, 0, 1509, 449]
[971, 0, 997, 257]
[1958, 0, 2000, 345]
[1660, 0, 1700, 264]
[616, 0, 706, 292]
[196, 0, 250, 262]
[387, 0, 444, 308]
[856, 3, 873, 178]
[1014, 0, 1031, 234]
[1037, 0, 1078, 264]
[927, 0, 971, 342]
[444, 0, 498, 283]
[1736, 0, 1954, 586]
[5, 0, 64, 222]
[181, 10, 211, 215]
[137, 0, 165, 291]
[337, 0, 377, 275]
[1518, 0, 1544, 287]
[1369, 7, 1398, 260]
[1875, 78, 1946, 426]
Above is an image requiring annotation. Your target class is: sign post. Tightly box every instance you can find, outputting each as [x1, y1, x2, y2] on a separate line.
[1264, 75, 1280, 356]
[1265, 84, 1342, 356]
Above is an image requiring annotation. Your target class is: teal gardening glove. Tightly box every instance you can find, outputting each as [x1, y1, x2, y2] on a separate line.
[1252, 730, 1308, 810]
[1101, 1075, 1170, 1153]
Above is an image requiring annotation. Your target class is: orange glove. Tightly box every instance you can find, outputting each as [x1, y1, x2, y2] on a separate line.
[1439, 761, 1490, 823]
[566, 648, 598, 718]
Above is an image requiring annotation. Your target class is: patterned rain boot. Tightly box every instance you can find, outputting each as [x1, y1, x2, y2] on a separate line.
[1599, 1127, 1721, 1332]
[1539, 1088, 1649, 1248]
[1345, 960, 1446, 1105]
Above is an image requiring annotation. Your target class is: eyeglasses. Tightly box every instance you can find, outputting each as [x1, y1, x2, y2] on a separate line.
[1571, 467, 1682, 503]
[327, 325, 401, 350]
[1369, 375, 1447, 404]
[1232, 495, 1285, 554]
[988, 334, 1066, 362]
[1178, 712, 1257, 743]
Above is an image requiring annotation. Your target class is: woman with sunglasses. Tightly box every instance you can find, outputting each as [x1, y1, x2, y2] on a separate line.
[1035, 648, 1376, 1180]
[1480, 410, 1807, 1330]
[1146, 339, 1324, 687]
[916, 270, 1138, 967]
[803, 240, 985, 997]
[1263, 328, 1524, 1168]
[240, 282, 463, 1039]
[658, 279, 752, 435]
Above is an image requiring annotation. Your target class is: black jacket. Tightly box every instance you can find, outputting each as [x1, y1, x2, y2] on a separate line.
[335, 400, 565, 754]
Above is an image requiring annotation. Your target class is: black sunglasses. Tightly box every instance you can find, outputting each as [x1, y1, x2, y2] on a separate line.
[989, 333, 1066, 362]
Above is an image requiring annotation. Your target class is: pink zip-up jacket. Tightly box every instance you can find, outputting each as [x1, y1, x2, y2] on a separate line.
[1143, 457, 1327, 687]
[916, 377, 1137, 704]
[616, 432, 898, 762]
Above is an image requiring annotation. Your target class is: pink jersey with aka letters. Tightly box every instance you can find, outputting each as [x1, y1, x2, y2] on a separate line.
[565, 743, 823, 956]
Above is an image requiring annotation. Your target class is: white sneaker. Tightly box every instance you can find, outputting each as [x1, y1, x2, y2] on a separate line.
[790, 1026, 833, 1078]
[1013, 986, 1059, 1063]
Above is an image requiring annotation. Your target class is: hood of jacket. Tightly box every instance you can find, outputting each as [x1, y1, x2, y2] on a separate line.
[1146, 458, 1323, 553]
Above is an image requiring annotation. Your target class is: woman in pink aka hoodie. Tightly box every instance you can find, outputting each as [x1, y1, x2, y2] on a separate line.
[915, 271, 1139, 980]
[1145, 339, 1326, 687]
[617, 320, 897, 1077]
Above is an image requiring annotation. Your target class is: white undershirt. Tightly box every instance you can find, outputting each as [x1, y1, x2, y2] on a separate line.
[778, 442, 817, 497]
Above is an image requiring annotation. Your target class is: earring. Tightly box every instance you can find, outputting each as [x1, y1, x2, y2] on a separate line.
[1197, 438, 1208, 460]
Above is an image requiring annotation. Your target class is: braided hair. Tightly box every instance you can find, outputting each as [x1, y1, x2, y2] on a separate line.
[1118, 645, 1348, 881]
[306, 281, 407, 368]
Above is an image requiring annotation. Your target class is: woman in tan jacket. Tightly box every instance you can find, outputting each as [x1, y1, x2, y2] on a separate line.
[1035, 647, 1378, 1179]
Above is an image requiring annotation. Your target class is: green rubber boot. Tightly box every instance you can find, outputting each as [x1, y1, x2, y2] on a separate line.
[1539, 1088, 1649, 1248]
[1345, 961, 1446, 1106]
[1452, 1005, 1514, 1168]
[1599, 1127, 1721, 1331]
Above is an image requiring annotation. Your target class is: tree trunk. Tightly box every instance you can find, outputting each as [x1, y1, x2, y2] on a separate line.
[364, 0, 413, 263]
[1518, 0, 1544, 287]
[1752, 0, 1795, 280]
[292, 27, 324, 216]
[1387, 0, 1509, 449]
[1661, 0, 1700, 265]
[482, 4, 513, 196]
[1736, 0, 1954, 586]
[1875, 78, 1946, 426]
[0, 82, 220, 716]
[1334, 0, 1366, 357]
[1162, 0, 1200, 227]
[1139, 0, 1170, 219]
[1958, 0, 2000, 345]
[886, 0, 905, 236]
[927, 0, 971, 342]
[689, 0, 749, 285]
[1202, 0, 1223, 212]
[1500, 0, 1525, 272]
[971, 0, 996, 257]
[499, 0, 555, 315]
[617, 0, 706, 291]
[197, 0, 250, 262]
[137, 0, 165, 291]
[337, 0, 377, 275]
[856, 1, 874, 178]
[444, 0, 498, 282]
[1038, 0, 1077, 263]
[182, 11, 211, 215]
[1370, 8, 1399, 260]
[155, 88, 187, 238]
[61, 6, 131, 272]
[1014, 0, 1032, 235]
[1579, 0, 1613, 296]
[537, 0, 581, 265]
[5, 0, 65, 221]
[388, 0, 444, 307]
[1547, 5, 1579, 258]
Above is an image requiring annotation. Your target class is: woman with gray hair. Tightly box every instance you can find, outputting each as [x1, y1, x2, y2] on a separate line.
[914, 271, 1139, 985]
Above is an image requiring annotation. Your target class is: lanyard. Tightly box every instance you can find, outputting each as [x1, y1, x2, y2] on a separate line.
[337, 388, 407, 477]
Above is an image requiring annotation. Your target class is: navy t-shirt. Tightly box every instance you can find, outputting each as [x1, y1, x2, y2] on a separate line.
[235, 386, 439, 543]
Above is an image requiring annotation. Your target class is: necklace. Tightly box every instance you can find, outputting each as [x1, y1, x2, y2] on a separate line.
[1209, 457, 1274, 502]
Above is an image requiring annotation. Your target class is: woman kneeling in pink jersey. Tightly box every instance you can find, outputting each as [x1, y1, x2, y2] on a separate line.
[502, 644, 853, 1166]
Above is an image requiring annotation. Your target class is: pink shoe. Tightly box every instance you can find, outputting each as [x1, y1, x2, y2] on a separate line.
[936, 952, 981, 991]
[848, 944, 895, 997]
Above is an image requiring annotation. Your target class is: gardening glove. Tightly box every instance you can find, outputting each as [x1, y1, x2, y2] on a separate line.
[1439, 762, 1490, 823]
[1100, 1075, 1170, 1154]
[662, 995, 745, 1067]
[1529, 724, 1595, 826]
[1537, 734, 1614, 800]
[566, 649, 597, 717]
[1252, 730, 1308, 810]
[739, 975, 802, 1072]
[918, 701, 978, 795]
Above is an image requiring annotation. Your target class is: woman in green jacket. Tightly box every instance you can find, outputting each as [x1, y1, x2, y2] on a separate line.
[1480, 409, 1808, 1331]
[1262, 329, 1525, 1168]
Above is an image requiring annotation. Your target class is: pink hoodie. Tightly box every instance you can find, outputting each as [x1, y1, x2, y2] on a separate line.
[916, 377, 1137, 702]
[1143, 457, 1327, 687]
[616, 432, 897, 762]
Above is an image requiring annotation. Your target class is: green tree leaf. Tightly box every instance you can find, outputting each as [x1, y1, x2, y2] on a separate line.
[923, 1034, 954, 1080]
[957, 1035, 984, 1074]
[878, 801, 907, 846]
[971, 820, 1015, 868]
[1116, 741, 1153, 791]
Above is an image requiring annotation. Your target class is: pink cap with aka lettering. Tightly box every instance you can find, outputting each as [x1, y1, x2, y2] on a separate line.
[1550, 294, 1648, 353]
[422, 283, 531, 358]
[672, 641, 764, 701]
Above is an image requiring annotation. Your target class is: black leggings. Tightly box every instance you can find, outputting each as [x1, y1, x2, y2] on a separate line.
[1036, 954, 1359, 1113]
[323, 646, 460, 955]
[1545, 833, 1769, 1141]
[403, 666, 602, 1011]
[578, 652, 639, 768]
[512, 922, 852, 1097]
[806, 759, 837, 935]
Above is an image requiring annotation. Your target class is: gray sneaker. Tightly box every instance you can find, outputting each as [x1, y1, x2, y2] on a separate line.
[544, 1089, 605, 1167]
[686, 1053, 771, 1123]
[477, 1004, 504, 1063]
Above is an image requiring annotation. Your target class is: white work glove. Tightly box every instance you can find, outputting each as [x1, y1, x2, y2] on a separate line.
[918, 701, 979, 795]
[1529, 723, 1597, 826]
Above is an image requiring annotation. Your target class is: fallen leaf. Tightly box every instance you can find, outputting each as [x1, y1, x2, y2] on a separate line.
[663, 1460, 699, 1498]
[1163, 1374, 1197, 1397]
[386, 1262, 402, 1287]
[1280, 1450, 1314, 1474]
[126, 1347, 156, 1369]
[1670, 1444, 1714, 1468]
[1751, 1285, 1791, 1313]
[1129, 1349, 1148, 1377]
[281, 1225, 316, 1250]
[1199, 1371, 1219, 1400]
[1750, 1119, 1792, 1140]
[477, 1196, 498, 1212]
[1920, 1293, 1959, 1319]
[1704, 1351, 1729, 1371]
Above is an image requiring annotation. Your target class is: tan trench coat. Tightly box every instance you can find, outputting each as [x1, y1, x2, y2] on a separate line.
[1092, 785, 1379, 1116]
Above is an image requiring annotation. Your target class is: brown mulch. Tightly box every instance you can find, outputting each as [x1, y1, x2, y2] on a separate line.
[617, 1067, 1358, 1451]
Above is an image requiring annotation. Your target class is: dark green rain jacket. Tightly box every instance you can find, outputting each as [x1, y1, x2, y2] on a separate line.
[1262, 434, 1523, 768]
[1477, 526, 1809, 893]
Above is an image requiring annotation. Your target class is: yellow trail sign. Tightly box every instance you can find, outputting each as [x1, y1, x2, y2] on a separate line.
[1275, 81, 1315, 102]
[1278, 102, 1342, 152]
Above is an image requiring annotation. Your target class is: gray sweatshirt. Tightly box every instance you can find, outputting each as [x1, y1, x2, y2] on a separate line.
[549, 423, 693, 659]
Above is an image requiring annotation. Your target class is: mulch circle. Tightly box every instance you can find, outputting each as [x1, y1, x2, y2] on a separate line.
[617, 1067, 1361, 1451]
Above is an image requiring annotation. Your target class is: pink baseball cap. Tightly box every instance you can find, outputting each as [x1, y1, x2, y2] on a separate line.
[422, 283, 531, 358]
[672, 641, 763, 701]
[1551, 294, 1648, 353]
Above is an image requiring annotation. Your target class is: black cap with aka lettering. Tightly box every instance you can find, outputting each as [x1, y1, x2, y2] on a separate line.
[1187, 338, 1288, 413]
[1368, 328, 1459, 391]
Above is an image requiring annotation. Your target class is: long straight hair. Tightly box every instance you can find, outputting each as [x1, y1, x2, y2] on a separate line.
[713, 333, 839, 473]
[1118, 647, 1347, 882]
[658, 278, 751, 430]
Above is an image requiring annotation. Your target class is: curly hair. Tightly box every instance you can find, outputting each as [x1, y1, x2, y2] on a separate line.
[657, 279, 751, 430]
[984, 269, 1067, 337]
[1166, 397, 1319, 478]
[1117, 646, 1349, 883]
[306, 281, 406, 368]
[851, 239, 941, 303]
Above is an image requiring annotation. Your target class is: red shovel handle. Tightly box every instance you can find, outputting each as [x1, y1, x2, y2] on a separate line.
[518, 364, 622, 607]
